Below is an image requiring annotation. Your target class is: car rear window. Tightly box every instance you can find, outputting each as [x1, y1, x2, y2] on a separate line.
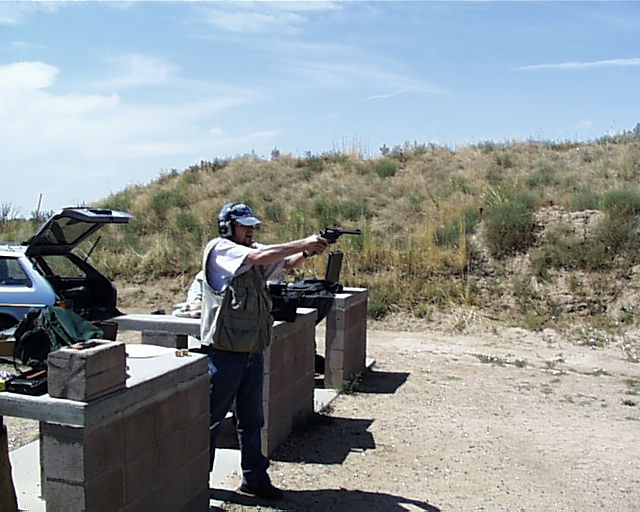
[40, 255, 88, 279]
[0, 257, 33, 287]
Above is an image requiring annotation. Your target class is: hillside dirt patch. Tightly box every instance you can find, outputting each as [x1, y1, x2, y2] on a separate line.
[4, 286, 640, 511]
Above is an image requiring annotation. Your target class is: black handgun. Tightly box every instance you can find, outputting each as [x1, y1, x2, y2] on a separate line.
[319, 227, 362, 243]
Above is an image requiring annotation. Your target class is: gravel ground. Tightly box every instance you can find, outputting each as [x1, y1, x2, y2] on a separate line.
[215, 315, 640, 512]
[3, 314, 640, 512]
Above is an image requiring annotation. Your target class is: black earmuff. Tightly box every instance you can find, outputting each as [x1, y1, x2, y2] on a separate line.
[218, 202, 240, 238]
[218, 219, 234, 237]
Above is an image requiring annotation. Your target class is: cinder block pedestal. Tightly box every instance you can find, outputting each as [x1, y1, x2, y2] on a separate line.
[324, 287, 368, 389]
[0, 346, 210, 512]
[262, 308, 317, 456]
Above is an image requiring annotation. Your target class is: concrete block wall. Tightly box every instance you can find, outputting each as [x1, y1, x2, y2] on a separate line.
[324, 288, 368, 389]
[262, 308, 316, 456]
[40, 367, 209, 512]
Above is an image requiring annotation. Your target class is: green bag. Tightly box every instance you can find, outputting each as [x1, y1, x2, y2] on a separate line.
[13, 306, 103, 369]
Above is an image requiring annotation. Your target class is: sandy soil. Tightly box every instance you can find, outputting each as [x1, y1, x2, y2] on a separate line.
[4, 311, 640, 512]
[217, 316, 640, 512]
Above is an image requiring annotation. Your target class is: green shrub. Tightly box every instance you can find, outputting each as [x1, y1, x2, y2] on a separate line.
[367, 288, 399, 319]
[101, 190, 134, 212]
[602, 189, 640, 219]
[182, 169, 201, 185]
[526, 165, 558, 188]
[375, 160, 398, 178]
[337, 198, 369, 221]
[435, 207, 481, 247]
[486, 168, 504, 186]
[593, 215, 640, 264]
[483, 193, 537, 259]
[531, 225, 583, 274]
[173, 211, 203, 242]
[265, 202, 284, 223]
[151, 189, 186, 217]
[313, 197, 338, 227]
[495, 150, 516, 168]
[569, 191, 601, 211]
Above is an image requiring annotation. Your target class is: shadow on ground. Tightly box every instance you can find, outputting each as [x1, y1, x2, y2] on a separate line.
[210, 487, 440, 512]
[273, 415, 375, 464]
[210, 367, 426, 511]
[356, 369, 409, 394]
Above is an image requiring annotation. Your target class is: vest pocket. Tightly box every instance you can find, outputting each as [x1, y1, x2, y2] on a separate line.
[229, 285, 259, 312]
[219, 314, 260, 351]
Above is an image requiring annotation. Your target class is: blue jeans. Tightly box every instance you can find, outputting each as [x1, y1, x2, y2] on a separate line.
[207, 347, 271, 487]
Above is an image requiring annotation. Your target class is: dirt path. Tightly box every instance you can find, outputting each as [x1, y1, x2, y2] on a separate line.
[221, 321, 640, 512]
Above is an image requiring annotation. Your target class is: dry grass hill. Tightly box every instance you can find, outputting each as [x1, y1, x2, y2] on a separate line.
[3, 130, 640, 346]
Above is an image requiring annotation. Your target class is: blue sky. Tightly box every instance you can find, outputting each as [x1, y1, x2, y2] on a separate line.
[1, 1, 639, 216]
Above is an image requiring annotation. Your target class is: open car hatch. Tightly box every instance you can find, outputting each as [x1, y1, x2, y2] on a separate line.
[25, 207, 134, 257]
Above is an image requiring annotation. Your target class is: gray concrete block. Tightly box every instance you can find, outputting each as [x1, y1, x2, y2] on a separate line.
[177, 449, 209, 511]
[43, 465, 125, 512]
[123, 403, 159, 457]
[158, 429, 188, 480]
[41, 420, 125, 484]
[42, 479, 85, 512]
[122, 488, 160, 512]
[184, 413, 209, 461]
[124, 443, 160, 502]
[157, 388, 191, 437]
[48, 340, 126, 401]
[141, 331, 185, 348]
[84, 465, 125, 512]
[179, 488, 209, 512]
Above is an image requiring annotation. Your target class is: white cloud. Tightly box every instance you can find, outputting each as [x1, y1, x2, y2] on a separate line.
[0, 2, 59, 26]
[0, 61, 59, 90]
[203, 8, 305, 34]
[366, 89, 412, 101]
[0, 58, 270, 213]
[97, 54, 179, 89]
[517, 57, 640, 71]
[195, 1, 341, 35]
[280, 58, 448, 98]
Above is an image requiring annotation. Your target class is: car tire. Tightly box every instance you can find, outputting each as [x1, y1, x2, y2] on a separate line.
[0, 315, 18, 331]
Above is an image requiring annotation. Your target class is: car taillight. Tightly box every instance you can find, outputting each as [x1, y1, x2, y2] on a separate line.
[55, 299, 71, 309]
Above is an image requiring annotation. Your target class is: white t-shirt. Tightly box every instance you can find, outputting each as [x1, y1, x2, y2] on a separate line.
[206, 238, 285, 292]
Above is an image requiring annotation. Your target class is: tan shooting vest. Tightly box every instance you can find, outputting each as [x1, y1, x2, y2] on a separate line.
[200, 238, 273, 353]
